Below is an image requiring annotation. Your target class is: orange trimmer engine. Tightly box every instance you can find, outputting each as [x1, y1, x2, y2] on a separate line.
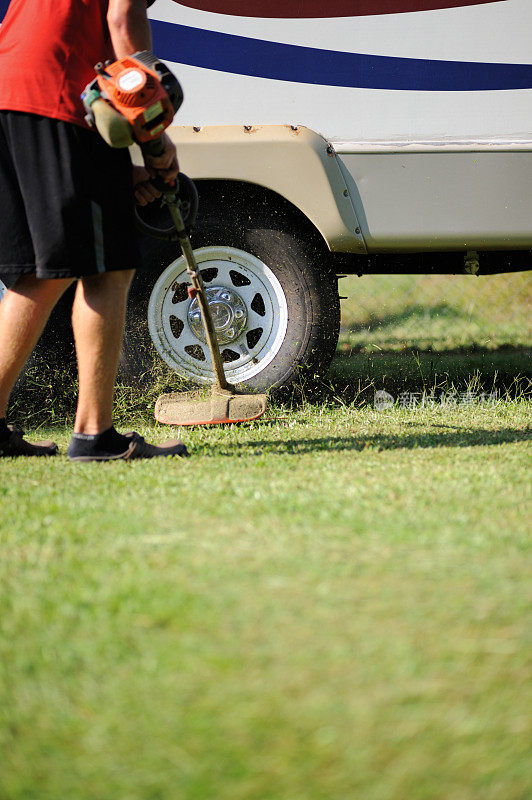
[82, 51, 183, 148]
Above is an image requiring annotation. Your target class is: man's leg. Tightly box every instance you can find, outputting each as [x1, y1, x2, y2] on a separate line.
[0, 274, 73, 417]
[68, 269, 187, 461]
[72, 269, 134, 435]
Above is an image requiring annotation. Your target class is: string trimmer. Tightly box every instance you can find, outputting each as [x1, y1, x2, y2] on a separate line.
[136, 175, 267, 425]
[83, 51, 267, 425]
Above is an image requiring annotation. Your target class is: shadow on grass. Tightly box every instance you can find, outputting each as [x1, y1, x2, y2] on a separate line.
[346, 303, 465, 333]
[199, 426, 531, 457]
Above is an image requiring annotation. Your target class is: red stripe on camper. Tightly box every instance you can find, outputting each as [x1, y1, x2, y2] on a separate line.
[173, 1, 501, 17]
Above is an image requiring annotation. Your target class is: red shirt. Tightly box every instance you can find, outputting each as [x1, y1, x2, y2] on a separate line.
[0, 0, 114, 127]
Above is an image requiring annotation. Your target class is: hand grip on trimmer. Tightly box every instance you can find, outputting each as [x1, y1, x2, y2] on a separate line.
[134, 172, 199, 240]
[141, 136, 166, 158]
[148, 174, 177, 195]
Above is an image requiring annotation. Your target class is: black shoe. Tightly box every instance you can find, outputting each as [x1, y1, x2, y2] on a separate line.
[122, 432, 189, 460]
[0, 425, 58, 457]
[68, 430, 188, 462]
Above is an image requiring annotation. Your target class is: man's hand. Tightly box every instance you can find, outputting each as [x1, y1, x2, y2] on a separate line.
[132, 166, 163, 206]
[143, 133, 179, 184]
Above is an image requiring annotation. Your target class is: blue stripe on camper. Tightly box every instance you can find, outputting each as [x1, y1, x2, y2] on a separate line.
[151, 21, 532, 91]
[0, 0, 9, 22]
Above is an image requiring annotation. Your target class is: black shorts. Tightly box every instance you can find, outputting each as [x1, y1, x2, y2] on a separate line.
[0, 111, 142, 279]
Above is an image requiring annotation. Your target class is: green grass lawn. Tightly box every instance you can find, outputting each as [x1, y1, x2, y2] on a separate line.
[1, 400, 531, 800]
[338, 272, 532, 351]
[2, 271, 531, 799]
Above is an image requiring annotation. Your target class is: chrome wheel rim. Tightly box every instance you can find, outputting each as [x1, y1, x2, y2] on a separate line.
[148, 246, 288, 384]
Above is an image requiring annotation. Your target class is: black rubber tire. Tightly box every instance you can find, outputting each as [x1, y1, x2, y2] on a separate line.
[121, 184, 340, 396]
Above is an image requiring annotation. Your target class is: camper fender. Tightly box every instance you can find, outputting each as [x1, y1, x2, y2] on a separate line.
[162, 124, 366, 254]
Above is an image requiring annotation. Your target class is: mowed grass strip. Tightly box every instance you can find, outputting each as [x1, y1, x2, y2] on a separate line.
[1, 402, 531, 800]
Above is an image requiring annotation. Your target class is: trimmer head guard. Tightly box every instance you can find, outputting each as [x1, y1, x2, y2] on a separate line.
[155, 389, 267, 426]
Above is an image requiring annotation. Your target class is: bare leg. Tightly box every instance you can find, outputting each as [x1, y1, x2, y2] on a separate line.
[72, 269, 134, 434]
[0, 274, 73, 417]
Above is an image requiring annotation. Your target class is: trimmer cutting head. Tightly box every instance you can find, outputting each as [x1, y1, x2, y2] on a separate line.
[155, 389, 267, 426]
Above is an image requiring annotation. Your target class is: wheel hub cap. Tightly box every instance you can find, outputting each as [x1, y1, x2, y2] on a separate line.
[187, 285, 247, 345]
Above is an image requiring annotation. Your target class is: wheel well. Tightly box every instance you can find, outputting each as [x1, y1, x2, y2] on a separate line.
[193, 179, 330, 254]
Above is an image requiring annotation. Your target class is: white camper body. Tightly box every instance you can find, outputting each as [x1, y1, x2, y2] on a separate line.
[149, 0, 532, 256]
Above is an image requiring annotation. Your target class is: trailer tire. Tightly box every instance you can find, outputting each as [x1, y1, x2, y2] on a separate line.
[122, 187, 340, 396]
